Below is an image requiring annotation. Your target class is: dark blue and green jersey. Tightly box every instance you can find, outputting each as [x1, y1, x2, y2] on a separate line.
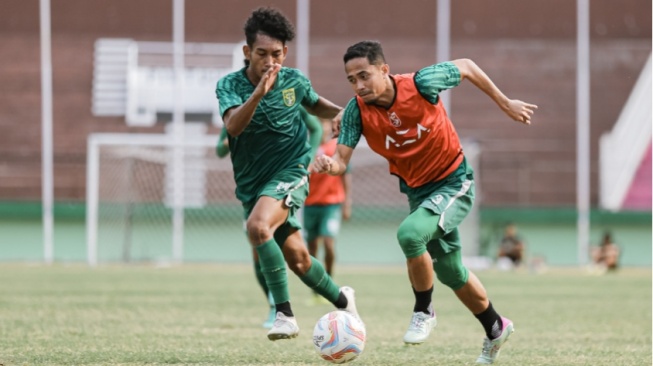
[216, 67, 320, 204]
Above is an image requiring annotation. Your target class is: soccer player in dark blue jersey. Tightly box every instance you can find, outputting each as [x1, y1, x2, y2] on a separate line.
[216, 7, 358, 341]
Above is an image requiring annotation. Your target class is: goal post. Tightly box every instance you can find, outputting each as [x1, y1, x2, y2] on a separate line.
[85, 133, 481, 266]
[85, 132, 242, 266]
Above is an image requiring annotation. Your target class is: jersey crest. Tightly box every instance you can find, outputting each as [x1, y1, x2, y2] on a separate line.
[388, 111, 402, 127]
[282, 88, 296, 107]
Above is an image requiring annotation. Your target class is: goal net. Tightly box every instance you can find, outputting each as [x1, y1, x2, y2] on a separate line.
[86, 132, 480, 265]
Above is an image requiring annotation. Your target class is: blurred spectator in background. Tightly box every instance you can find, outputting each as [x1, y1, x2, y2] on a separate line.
[496, 223, 525, 270]
[591, 231, 621, 273]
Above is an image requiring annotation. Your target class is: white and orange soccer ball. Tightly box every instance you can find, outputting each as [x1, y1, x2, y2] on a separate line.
[312, 310, 366, 364]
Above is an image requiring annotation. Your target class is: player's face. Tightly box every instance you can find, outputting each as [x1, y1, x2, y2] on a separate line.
[244, 33, 287, 82]
[345, 57, 389, 104]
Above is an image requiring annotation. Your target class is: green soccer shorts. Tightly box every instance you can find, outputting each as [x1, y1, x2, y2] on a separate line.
[303, 204, 343, 242]
[242, 167, 310, 241]
[419, 177, 475, 257]
[400, 158, 475, 258]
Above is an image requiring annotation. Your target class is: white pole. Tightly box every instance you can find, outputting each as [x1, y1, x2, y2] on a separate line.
[576, 0, 591, 266]
[172, 0, 185, 263]
[86, 135, 99, 267]
[436, 0, 451, 114]
[296, 0, 310, 77]
[40, 0, 54, 264]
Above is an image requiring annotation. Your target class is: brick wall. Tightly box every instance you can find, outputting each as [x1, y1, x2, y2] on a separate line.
[0, 0, 650, 206]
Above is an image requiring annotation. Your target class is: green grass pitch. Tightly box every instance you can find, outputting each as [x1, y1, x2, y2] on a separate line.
[0, 264, 650, 365]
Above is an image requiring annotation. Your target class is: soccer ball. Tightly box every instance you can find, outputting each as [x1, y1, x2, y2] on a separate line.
[313, 310, 366, 364]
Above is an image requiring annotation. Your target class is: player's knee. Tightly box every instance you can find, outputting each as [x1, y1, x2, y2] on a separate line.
[246, 219, 271, 245]
[397, 222, 427, 259]
[434, 252, 469, 290]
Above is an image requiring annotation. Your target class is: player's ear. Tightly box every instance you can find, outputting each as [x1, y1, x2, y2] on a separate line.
[243, 44, 251, 62]
[381, 63, 390, 76]
[281, 45, 288, 61]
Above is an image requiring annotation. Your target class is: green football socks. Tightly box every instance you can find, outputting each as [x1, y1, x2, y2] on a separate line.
[255, 239, 290, 305]
[299, 257, 341, 304]
[253, 260, 270, 297]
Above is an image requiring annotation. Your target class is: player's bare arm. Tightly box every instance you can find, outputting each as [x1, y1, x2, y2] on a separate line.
[452, 58, 538, 125]
[223, 64, 281, 136]
[331, 109, 345, 138]
[312, 144, 354, 176]
[304, 96, 342, 119]
[342, 172, 352, 220]
[304, 97, 344, 137]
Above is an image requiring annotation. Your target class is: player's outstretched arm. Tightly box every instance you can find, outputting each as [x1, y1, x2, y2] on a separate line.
[304, 96, 343, 121]
[452, 58, 538, 125]
[341, 171, 352, 220]
[331, 109, 345, 138]
[311, 144, 353, 176]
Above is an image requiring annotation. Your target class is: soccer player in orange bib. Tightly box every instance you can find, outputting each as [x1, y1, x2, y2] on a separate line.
[312, 40, 537, 364]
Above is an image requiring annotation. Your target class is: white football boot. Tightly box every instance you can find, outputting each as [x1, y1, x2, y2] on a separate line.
[267, 312, 299, 341]
[403, 307, 437, 345]
[475, 317, 514, 364]
[338, 286, 361, 320]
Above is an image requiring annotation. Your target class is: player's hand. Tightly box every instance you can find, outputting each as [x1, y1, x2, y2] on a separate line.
[307, 161, 316, 174]
[342, 203, 352, 221]
[505, 99, 538, 125]
[331, 109, 344, 138]
[254, 64, 281, 97]
[310, 154, 335, 174]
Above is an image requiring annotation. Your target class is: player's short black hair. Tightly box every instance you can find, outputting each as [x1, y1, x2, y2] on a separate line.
[343, 41, 386, 66]
[244, 7, 296, 47]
